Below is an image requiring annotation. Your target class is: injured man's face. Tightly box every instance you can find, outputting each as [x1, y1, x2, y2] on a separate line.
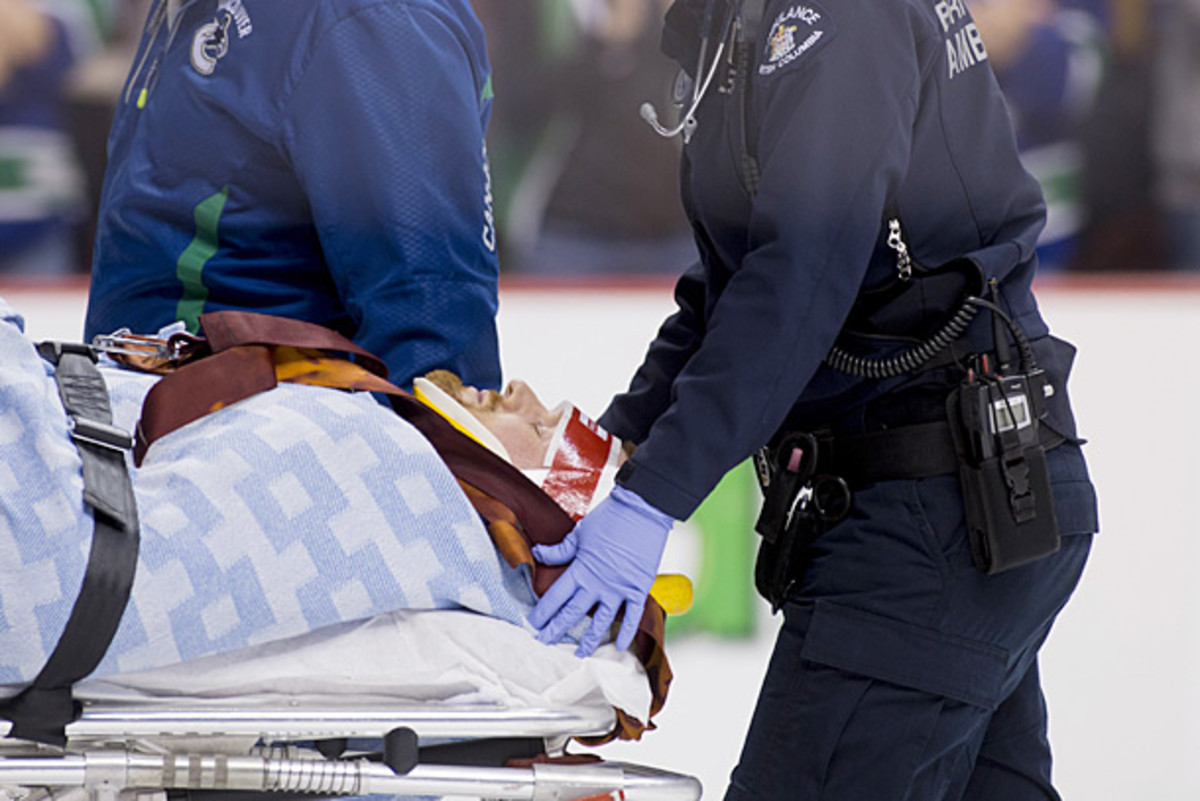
[416, 370, 624, 520]
[419, 370, 561, 469]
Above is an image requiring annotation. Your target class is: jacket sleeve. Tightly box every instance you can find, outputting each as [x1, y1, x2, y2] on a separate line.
[615, 0, 934, 519]
[598, 259, 707, 444]
[280, 2, 501, 390]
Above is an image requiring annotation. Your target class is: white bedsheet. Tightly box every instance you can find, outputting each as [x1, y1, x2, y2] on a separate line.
[73, 608, 652, 723]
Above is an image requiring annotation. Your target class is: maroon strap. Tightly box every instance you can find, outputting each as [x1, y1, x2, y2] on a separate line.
[134, 345, 278, 466]
[388, 393, 575, 553]
[198, 310, 389, 378]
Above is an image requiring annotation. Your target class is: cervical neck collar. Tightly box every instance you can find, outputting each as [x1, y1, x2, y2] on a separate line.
[526, 403, 621, 521]
[412, 379, 619, 518]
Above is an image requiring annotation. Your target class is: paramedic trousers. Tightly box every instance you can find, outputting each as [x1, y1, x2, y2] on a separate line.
[724, 442, 1095, 801]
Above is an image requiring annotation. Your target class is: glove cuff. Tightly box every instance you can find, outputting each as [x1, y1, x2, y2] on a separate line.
[611, 484, 675, 528]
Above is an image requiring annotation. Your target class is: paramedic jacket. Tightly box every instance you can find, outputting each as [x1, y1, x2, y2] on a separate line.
[598, 0, 1097, 529]
[84, 0, 502, 390]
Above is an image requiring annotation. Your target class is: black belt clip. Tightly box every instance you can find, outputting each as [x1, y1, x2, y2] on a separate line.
[754, 432, 817, 543]
[753, 432, 852, 609]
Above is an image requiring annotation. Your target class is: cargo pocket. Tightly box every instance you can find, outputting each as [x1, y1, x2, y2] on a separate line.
[801, 600, 1008, 710]
[728, 600, 1012, 799]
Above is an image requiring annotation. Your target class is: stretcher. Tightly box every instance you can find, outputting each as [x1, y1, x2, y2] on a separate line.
[0, 302, 702, 799]
[0, 610, 703, 801]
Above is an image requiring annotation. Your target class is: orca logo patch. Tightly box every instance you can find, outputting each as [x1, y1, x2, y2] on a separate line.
[191, 15, 231, 75]
[190, 0, 253, 76]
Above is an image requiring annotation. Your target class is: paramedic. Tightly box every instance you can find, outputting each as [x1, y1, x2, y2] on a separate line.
[528, 0, 1099, 798]
[82, 0, 502, 390]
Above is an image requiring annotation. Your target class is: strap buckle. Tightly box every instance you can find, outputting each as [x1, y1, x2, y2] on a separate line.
[91, 328, 202, 373]
[68, 416, 135, 453]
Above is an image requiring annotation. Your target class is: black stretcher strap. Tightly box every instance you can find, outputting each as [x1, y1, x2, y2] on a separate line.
[0, 343, 139, 748]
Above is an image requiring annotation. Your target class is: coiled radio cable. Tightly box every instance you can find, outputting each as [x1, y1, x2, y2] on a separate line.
[823, 295, 1034, 380]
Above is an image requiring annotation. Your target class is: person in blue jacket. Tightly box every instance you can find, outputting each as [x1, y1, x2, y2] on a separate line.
[84, 0, 502, 390]
[0, 0, 107, 276]
[528, 0, 1099, 797]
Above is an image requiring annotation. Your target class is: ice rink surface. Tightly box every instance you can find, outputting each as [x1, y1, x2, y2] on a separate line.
[4, 274, 1199, 800]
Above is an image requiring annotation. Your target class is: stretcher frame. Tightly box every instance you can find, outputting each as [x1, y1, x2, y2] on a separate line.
[0, 699, 702, 800]
[3, 325, 701, 799]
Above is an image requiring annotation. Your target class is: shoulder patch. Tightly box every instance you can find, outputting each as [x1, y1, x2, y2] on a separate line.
[756, 1, 836, 78]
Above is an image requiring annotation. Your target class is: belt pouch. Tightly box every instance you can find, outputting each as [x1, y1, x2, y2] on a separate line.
[755, 471, 829, 609]
[948, 379, 1060, 574]
[753, 445, 809, 609]
[754, 510, 820, 610]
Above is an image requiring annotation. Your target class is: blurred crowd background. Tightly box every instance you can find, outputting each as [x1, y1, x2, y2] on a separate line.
[0, 0, 1197, 280]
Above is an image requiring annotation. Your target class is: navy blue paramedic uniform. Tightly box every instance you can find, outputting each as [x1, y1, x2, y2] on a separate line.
[85, 0, 502, 390]
[597, 0, 1099, 796]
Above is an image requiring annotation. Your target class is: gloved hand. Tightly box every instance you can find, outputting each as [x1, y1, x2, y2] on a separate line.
[529, 485, 674, 658]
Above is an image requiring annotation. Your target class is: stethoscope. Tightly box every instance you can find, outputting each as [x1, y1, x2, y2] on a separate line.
[639, 0, 741, 142]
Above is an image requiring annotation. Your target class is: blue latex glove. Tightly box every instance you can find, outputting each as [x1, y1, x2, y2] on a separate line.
[529, 485, 674, 657]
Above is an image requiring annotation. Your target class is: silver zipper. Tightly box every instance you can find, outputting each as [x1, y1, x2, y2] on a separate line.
[887, 218, 913, 281]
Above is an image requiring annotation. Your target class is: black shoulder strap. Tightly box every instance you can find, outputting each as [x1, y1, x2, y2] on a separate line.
[0, 343, 139, 748]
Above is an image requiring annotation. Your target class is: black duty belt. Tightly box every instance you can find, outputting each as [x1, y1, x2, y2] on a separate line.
[0, 343, 139, 748]
[814, 419, 1064, 488]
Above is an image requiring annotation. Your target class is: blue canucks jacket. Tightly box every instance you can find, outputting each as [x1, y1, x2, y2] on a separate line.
[600, 0, 1094, 521]
[85, 0, 502, 390]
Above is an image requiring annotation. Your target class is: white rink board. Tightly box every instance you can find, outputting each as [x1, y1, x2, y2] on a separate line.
[3, 276, 1198, 800]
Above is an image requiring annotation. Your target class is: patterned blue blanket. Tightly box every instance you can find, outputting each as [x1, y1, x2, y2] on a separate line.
[0, 298, 535, 687]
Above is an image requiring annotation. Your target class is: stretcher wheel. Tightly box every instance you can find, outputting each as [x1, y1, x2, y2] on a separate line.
[383, 726, 418, 774]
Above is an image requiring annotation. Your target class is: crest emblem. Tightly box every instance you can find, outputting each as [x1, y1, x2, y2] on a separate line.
[767, 23, 799, 63]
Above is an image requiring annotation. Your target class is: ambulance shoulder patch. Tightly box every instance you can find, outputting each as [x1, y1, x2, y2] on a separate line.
[757, 1, 836, 78]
